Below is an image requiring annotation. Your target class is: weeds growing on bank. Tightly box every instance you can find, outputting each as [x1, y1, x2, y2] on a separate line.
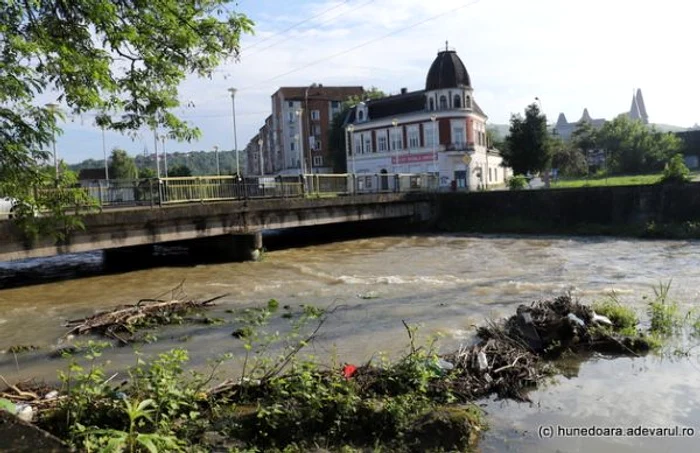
[8, 283, 700, 452]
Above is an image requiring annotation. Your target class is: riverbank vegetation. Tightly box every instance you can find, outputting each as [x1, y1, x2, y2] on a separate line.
[3, 288, 688, 452]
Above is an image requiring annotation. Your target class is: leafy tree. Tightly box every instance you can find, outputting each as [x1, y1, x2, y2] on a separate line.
[502, 104, 553, 176]
[328, 87, 386, 172]
[109, 149, 139, 180]
[1, 0, 253, 227]
[168, 164, 192, 177]
[139, 168, 157, 179]
[551, 139, 588, 177]
[507, 175, 528, 190]
[597, 115, 682, 174]
[659, 154, 690, 184]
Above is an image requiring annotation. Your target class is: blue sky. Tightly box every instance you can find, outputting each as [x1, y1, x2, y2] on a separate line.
[51, 0, 699, 163]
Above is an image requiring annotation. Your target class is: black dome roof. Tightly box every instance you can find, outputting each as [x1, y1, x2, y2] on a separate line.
[425, 50, 471, 91]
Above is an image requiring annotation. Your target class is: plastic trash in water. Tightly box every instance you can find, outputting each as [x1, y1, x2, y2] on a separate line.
[15, 403, 33, 422]
[477, 351, 488, 371]
[567, 313, 585, 327]
[436, 358, 454, 371]
[591, 311, 613, 326]
[343, 364, 358, 379]
[44, 390, 59, 400]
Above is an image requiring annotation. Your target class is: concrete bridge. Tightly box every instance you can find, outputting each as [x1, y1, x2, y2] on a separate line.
[0, 193, 434, 263]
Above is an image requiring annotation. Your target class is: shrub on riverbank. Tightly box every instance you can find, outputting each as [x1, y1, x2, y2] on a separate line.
[0, 293, 672, 452]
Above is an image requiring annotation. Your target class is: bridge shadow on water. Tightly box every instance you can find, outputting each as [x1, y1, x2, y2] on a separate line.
[0, 218, 423, 290]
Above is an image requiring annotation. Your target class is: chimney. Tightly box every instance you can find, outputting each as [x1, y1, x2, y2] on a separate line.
[400, 87, 408, 95]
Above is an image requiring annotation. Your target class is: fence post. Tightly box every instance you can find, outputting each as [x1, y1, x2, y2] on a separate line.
[158, 179, 163, 207]
[300, 174, 306, 198]
[149, 179, 154, 208]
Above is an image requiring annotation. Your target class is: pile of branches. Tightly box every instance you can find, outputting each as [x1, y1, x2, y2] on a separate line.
[478, 293, 652, 357]
[63, 284, 227, 344]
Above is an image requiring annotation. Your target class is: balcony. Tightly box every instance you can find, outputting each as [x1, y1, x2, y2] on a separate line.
[445, 142, 476, 152]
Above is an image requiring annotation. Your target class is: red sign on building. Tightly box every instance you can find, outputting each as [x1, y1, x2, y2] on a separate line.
[391, 152, 436, 165]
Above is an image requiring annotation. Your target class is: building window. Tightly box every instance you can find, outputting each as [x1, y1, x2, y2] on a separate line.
[287, 111, 294, 123]
[311, 110, 320, 121]
[489, 168, 492, 182]
[331, 101, 341, 109]
[439, 95, 447, 110]
[378, 135, 388, 152]
[313, 156, 323, 166]
[408, 128, 420, 149]
[312, 125, 322, 136]
[454, 95, 461, 108]
[354, 135, 362, 155]
[358, 110, 364, 121]
[288, 101, 294, 108]
[424, 124, 438, 148]
[466, 95, 472, 109]
[290, 142, 295, 151]
[452, 125, 465, 147]
[365, 176, 373, 189]
[429, 98, 435, 111]
[364, 135, 372, 154]
[390, 128, 403, 150]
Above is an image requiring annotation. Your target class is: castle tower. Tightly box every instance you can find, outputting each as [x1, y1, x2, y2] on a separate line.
[629, 89, 649, 124]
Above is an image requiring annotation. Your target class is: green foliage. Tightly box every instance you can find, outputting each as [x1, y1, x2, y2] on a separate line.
[552, 140, 588, 177]
[0, 0, 253, 219]
[328, 87, 386, 172]
[507, 174, 528, 190]
[597, 115, 683, 174]
[138, 167, 157, 179]
[571, 121, 599, 156]
[48, 343, 230, 451]
[109, 149, 139, 180]
[8, 163, 99, 245]
[0, 398, 16, 414]
[659, 153, 691, 184]
[168, 164, 192, 177]
[593, 295, 638, 336]
[82, 399, 183, 453]
[502, 103, 553, 175]
[647, 281, 682, 336]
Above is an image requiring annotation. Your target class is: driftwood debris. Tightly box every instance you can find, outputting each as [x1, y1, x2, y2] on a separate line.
[62, 284, 228, 344]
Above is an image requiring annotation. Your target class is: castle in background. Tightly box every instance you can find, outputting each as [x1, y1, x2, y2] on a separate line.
[554, 89, 649, 140]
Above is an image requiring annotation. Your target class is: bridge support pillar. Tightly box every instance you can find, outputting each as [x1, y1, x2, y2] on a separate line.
[244, 232, 264, 262]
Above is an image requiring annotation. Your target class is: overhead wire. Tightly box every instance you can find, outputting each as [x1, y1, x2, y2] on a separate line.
[247, 0, 375, 56]
[238, 0, 483, 91]
[241, 0, 353, 53]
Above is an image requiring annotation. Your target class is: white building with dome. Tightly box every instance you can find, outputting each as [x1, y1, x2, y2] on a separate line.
[344, 45, 510, 191]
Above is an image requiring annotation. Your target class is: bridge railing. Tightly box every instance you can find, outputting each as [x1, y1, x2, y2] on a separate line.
[70, 173, 439, 208]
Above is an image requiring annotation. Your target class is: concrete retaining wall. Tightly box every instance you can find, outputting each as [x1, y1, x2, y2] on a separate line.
[434, 183, 700, 236]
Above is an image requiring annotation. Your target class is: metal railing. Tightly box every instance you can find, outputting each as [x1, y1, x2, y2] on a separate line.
[73, 173, 439, 208]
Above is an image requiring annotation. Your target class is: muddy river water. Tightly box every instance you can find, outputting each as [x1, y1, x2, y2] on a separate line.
[1, 234, 700, 452]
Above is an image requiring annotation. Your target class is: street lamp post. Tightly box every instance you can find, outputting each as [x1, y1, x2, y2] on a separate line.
[160, 135, 168, 178]
[152, 128, 160, 178]
[295, 109, 306, 175]
[101, 126, 109, 181]
[346, 124, 355, 174]
[228, 88, 240, 177]
[391, 119, 399, 174]
[45, 103, 59, 180]
[430, 115, 438, 178]
[213, 145, 220, 176]
[257, 138, 264, 176]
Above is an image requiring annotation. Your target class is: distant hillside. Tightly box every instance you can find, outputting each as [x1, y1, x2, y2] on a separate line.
[651, 123, 689, 133]
[487, 124, 509, 140]
[68, 150, 249, 177]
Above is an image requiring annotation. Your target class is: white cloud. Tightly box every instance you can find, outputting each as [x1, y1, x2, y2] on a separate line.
[58, 0, 699, 162]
